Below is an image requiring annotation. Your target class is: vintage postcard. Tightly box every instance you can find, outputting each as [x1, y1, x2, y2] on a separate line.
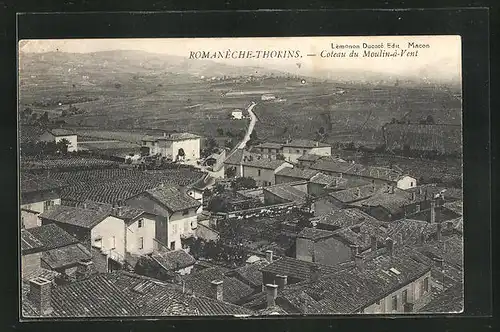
[18, 36, 463, 318]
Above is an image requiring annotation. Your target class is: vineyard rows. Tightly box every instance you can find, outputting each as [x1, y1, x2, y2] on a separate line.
[21, 157, 120, 170]
[34, 168, 205, 204]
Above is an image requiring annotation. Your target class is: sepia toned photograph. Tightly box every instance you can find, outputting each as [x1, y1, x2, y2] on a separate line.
[18, 36, 463, 318]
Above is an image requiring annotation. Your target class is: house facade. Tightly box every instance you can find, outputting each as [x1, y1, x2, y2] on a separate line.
[124, 212, 156, 256]
[141, 132, 201, 161]
[282, 140, 332, 163]
[126, 186, 201, 251]
[38, 129, 78, 152]
[241, 161, 293, 187]
[252, 142, 284, 160]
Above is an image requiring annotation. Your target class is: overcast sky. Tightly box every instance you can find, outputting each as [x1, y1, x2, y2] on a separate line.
[19, 36, 461, 82]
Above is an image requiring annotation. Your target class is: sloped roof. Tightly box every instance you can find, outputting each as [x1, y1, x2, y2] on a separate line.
[418, 283, 464, 313]
[152, 250, 196, 271]
[297, 227, 336, 241]
[310, 160, 357, 174]
[229, 260, 269, 288]
[49, 128, 75, 136]
[25, 223, 79, 250]
[39, 205, 111, 229]
[76, 201, 146, 221]
[443, 200, 463, 216]
[352, 187, 418, 214]
[328, 184, 379, 203]
[146, 186, 201, 213]
[42, 243, 92, 269]
[183, 266, 254, 304]
[310, 173, 346, 187]
[157, 132, 201, 141]
[254, 142, 284, 150]
[242, 158, 291, 170]
[275, 167, 319, 180]
[297, 154, 323, 162]
[283, 139, 330, 148]
[260, 256, 344, 281]
[311, 208, 379, 230]
[21, 229, 44, 253]
[264, 184, 308, 204]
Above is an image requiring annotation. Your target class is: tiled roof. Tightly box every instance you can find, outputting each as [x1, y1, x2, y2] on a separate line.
[25, 224, 79, 250]
[277, 246, 431, 314]
[417, 235, 463, 269]
[275, 167, 319, 180]
[311, 208, 379, 230]
[42, 243, 92, 269]
[283, 139, 330, 148]
[39, 205, 110, 229]
[157, 132, 201, 141]
[146, 186, 201, 213]
[49, 128, 75, 136]
[443, 200, 463, 215]
[254, 142, 284, 150]
[297, 227, 336, 241]
[328, 184, 379, 203]
[407, 185, 463, 202]
[242, 158, 290, 170]
[310, 160, 357, 174]
[76, 201, 145, 221]
[264, 184, 308, 204]
[260, 256, 343, 281]
[418, 283, 463, 313]
[331, 220, 389, 250]
[21, 230, 44, 253]
[22, 273, 139, 318]
[350, 165, 405, 182]
[229, 260, 269, 288]
[20, 173, 66, 195]
[309, 173, 344, 187]
[183, 266, 254, 304]
[297, 154, 323, 162]
[152, 250, 196, 271]
[352, 187, 418, 214]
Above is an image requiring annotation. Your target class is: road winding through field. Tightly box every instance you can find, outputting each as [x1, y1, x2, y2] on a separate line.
[236, 101, 257, 150]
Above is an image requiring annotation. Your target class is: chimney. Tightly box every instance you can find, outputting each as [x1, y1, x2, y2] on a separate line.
[349, 244, 360, 259]
[437, 222, 442, 241]
[276, 275, 288, 291]
[354, 254, 364, 270]
[386, 238, 394, 256]
[210, 280, 223, 301]
[419, 187, 423, 195]
[315, 141, 319, 147]
[265, 284, 278, 308]
[370, 235, 378, 252]
[310, 265, 321, 282]
[76, 260, 93, 279]
[163, 132, 166, 137]
[28, 277, 53, 315]
[430, 200, 436, 223]
[339, 172, 343, 178]
[265, 250, 273, 263]
[434, 257, 444, 269]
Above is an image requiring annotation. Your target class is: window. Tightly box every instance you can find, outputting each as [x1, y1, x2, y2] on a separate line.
[138, 219, 143, 228]
[415, 204, 421, 212]
[182, 209, 189, 216]
[170, 241, 176, 250]
[43, 200, 54, 211]
[391, 295, 398, 311]
[296, 149, 300, 154]
[138, 237, 144, 249]
[258, 169, 261, 176]
[402, 289, 408, 304]
[110, 236, 116, 249]
[423, 277, 429, 292]
[94, 238, 102, 249]
[410, 182, 414, 187]
[172, 224, 177, 234]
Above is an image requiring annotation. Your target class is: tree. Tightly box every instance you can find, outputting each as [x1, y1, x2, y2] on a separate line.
[217, 128, 224, 136]
[231, 177, 257, 191]
[225, 166, 237, 178]
[206, 137, 218, 151]
[56, 138, 70, 155]
[207, 196, 229, 213]
[318, 126, 325, 135]
[276, 154, 285, 160]
[425, 115, 435, 124]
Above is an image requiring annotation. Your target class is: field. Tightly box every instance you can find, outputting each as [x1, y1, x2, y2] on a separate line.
[19, 49, 463, 160]
[20, 156, 119, 171]
[30, 167, 206, 204]
[384, 124, 462, 153]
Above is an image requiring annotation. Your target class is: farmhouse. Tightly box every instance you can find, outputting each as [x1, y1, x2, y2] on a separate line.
[252, 142, 284, 160]
[282, 139, 332, 163]
[39, 205, 127, 269]
[21, 173, 67, 229]
[224, 150, 293, 187]
[231, 109, 244, 120]
[141, 132, 201, 161]
[38, 129, 78, 152]
[261, 94, 276, 101]
[126, 185, 201, 251]
[25, 224, 92, 277]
